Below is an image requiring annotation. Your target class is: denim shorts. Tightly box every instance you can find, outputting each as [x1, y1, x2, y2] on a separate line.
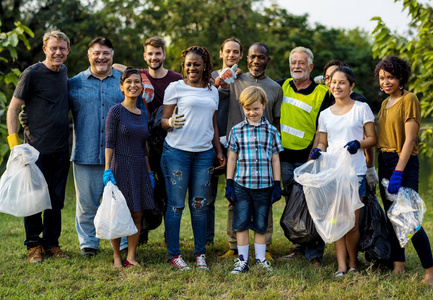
[232, 182, 271, 234]
[358, 175, 366, 198]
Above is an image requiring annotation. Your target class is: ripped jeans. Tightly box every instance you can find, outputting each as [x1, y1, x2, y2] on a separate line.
[161, 141, 214, 258]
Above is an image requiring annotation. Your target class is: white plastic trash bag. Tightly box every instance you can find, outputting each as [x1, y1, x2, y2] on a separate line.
[294, 146, 364, 243]
[0, 144, 51, 217]
[382, 178, 426, 248]
[94, 182, 137, 239]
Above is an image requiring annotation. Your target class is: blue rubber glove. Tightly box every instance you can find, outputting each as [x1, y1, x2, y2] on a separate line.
[271, 181, 282, 204]
[103, 169, 117, 186]
[225, 179, 236, 206]
[344, 140, 361, 155]
[388, 170, 404, 194]
[148, 171, 155, 190]
[309, 148, 322, 160]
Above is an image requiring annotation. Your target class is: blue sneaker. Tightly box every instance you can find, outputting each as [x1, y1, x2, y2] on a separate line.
[230, 255, 249, 274]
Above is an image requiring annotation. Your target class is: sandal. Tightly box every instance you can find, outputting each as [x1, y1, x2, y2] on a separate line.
[124, 260, 138, 267]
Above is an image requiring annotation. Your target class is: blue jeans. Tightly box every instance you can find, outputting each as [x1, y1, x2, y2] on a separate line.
[358, 175, 366, 198]
[280, 161, 303, 195]
[73, 163, 127, 250]
[281, 160, 325, 260]
[161, 142, 214, 258]
[378, 152, 433, 269]
[24, 151, 69, 250]
[232, 183, 271, 234]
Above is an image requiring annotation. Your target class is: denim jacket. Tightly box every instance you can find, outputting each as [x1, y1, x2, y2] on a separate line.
[69, 68, 124, 165]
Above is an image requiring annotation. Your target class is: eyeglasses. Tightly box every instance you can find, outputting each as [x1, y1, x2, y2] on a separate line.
[48, 47, 69, 53]
[324, 75, 331, 82]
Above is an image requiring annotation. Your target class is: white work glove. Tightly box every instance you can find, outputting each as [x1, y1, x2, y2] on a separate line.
[141, 72, 154, 103]
[168, 106, 185, 129]
[366, 166, 379, 190]
[314, 75, 324, 84]
[214, 64, 237, 88]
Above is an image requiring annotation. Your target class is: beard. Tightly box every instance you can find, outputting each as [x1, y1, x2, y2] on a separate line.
[148, 60, 163, 70]
[290, 69, 309, 81]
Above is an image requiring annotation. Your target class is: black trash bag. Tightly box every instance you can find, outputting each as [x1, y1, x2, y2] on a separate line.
[280, 179, 321, 245]
[141, 176, 165, 231]
[359, 185, 391, 267]
[140, 107, 167, 232]
[148, 105, 166, 156]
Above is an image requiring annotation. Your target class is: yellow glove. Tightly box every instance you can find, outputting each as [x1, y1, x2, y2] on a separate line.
[7, 133, 21, 149]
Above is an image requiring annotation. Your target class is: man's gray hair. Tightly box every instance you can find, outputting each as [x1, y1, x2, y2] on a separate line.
[289, 46, 313, 65]
[43, 30, 70, 48]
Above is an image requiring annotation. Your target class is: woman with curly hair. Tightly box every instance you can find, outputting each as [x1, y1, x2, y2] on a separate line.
[375, 55, 433, 284]
[160, 46, 226, 271]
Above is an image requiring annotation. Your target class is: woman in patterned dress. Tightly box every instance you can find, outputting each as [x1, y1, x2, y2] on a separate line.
[104, 67, 155, 269]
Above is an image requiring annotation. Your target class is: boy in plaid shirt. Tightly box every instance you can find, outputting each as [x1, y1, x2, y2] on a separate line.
[225, 86, 283, 274]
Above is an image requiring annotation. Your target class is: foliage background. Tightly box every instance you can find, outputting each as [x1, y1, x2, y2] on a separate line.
[1, 0, 380, 101]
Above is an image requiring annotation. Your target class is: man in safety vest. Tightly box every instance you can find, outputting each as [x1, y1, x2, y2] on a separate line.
[278, 46, 331, 268]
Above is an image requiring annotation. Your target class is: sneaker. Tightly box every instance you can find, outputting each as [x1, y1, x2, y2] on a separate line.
[265, 251, 273, 261]
[230, 256, 249, 274]
[45, 246, 69, 258]
[80, 248, 97, 257]
[310, 257, 322, 269]
[219, 249, 238, 259]
[195, 254, 209, 270]
[256, 259, 273, 272]
[348, 267, 359, 274]
[169, 255, 190, 271]
[28, 245, 44, 263]
[282, 249, 303, 260]
[334, 270, 345, 278]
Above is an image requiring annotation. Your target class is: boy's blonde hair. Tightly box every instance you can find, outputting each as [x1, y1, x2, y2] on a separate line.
[238, 86, 267, 107]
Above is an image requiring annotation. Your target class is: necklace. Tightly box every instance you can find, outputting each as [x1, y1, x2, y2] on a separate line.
[387, 93, 405, 109]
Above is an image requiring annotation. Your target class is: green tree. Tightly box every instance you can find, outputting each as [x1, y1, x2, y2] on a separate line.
[0, 20, 34, 165]
[371, 0, 433, 156]
[101, 0, 265, 73]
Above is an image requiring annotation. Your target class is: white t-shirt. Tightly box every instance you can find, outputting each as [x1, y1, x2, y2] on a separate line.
[318, 101, 374, 175]
[163, 80, 219, 152]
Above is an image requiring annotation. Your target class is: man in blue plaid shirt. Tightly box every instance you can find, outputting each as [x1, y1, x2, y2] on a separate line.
[225, 86, 283, 274]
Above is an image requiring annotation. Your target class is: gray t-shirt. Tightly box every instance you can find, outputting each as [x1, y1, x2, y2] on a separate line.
[13, 62, 69, 154]
[220, 72, 283, 136]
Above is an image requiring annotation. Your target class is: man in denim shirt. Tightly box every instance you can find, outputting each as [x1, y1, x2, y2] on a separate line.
[69, 37, 146, 256]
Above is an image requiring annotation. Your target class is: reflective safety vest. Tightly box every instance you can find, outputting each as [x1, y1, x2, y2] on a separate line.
[280, 78, 328, 150]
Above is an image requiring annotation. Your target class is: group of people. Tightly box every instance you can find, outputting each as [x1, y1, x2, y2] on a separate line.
[5, 29, 433, 284]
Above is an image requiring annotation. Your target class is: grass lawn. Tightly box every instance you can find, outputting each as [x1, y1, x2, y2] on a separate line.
[1, 170, 433, 299]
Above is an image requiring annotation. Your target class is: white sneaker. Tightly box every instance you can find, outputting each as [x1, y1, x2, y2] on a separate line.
[256, 259, 273, 272]
[169, 255, 190, 271]
[195, 254, 209, 270]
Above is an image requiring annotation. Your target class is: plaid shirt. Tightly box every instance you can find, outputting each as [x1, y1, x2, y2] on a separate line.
[226, 117, 283, 189]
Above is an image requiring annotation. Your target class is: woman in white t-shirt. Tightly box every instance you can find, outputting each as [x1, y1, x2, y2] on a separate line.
[160, 46, 226, 271]
[309, 66, 377, 278]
